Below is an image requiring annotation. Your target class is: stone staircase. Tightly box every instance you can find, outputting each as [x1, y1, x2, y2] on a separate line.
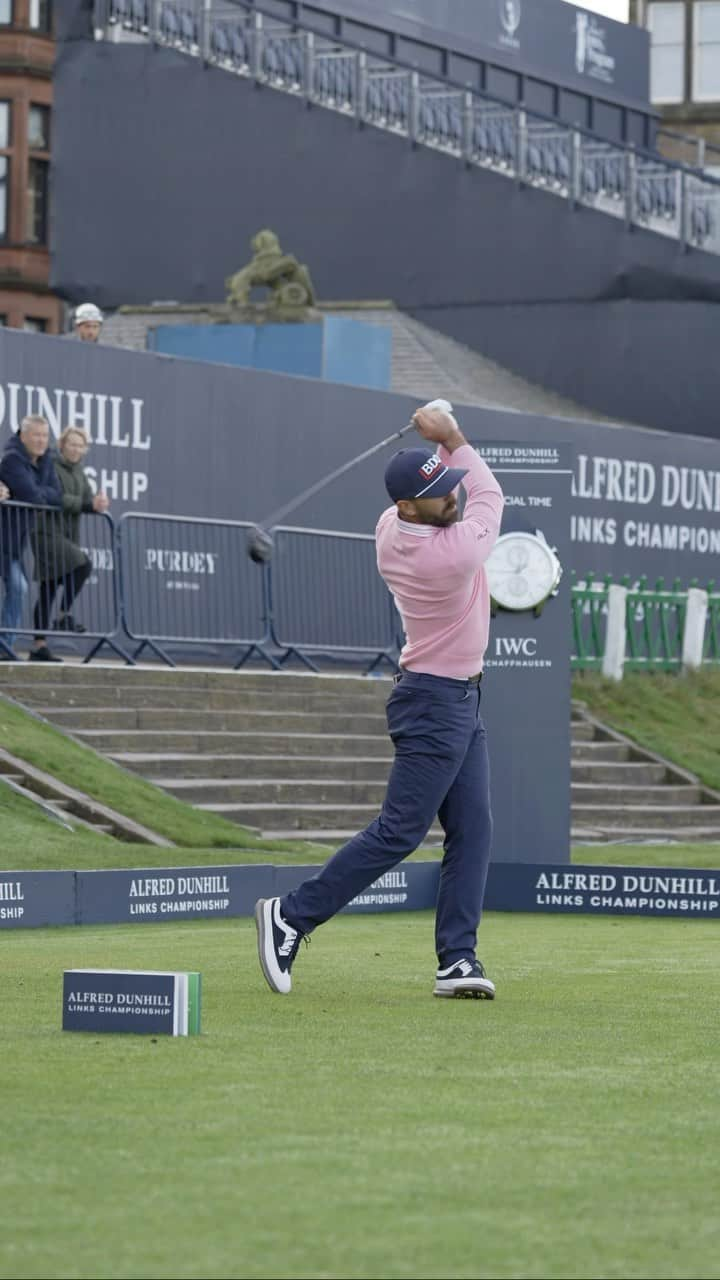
[1, 665, 719, 845]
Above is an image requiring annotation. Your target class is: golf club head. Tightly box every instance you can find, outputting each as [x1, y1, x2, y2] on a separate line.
[247, 526, 274, 564]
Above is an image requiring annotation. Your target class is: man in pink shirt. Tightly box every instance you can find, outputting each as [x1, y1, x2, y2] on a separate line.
[256, 403, 504, 998]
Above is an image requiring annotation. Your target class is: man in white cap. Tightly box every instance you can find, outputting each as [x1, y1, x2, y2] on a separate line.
[73, 303, 103, 343]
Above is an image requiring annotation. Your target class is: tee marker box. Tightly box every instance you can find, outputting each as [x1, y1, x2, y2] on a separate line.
[62, 970, 202, 1036]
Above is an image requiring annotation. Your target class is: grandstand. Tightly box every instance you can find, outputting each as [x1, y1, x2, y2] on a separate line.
[54, 0, 720, 436]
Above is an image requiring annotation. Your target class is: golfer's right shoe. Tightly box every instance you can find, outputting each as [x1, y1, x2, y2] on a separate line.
[434, 958, 496, 1000]
[255, 897, 302, 994]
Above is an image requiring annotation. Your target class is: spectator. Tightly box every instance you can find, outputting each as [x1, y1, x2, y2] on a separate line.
[72, 302, 104, 343]
[33, 427, 109, 642]
[0, 416, 62, 661]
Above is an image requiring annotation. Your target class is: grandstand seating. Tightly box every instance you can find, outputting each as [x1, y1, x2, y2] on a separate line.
[94, 0, 720, 254]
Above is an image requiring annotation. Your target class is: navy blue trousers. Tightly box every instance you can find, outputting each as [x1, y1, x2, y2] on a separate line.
[281, 670, 493, 967]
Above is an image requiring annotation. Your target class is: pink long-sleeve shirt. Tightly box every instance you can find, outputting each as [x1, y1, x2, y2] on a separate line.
[375, 443, 504, 678]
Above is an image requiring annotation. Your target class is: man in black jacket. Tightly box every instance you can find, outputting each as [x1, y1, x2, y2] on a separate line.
[0, 416, 62, 661]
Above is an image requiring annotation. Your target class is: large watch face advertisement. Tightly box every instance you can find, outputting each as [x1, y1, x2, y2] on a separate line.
[474, 442, 572, 866]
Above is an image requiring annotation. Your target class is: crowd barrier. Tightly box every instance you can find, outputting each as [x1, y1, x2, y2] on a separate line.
[0, 503, 400, 671]
[0, 501, 130, 663]
[2, 501, 720, 674]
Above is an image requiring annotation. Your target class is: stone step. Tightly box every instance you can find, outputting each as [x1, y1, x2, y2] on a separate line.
[571, 762, 667, 785]
[160, 778, 390, 805]
[574, 826, 720, 843]
[571, 783, 702, 806]
[570, 722, 596, 742]
[571, 742, 631, 762]
[572, 804, 720, 830]
[0, 665, 393, 695]
[38, 707, 389, 734]
[194, 803, 386, 831]
[259, 829, 444, 846]
[8, 683, 389, 714]
[76, 730, 394, 757]
[116, 753, 393, 780]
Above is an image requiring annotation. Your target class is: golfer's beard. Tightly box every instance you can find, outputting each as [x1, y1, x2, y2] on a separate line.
[421, 505, 459, 528]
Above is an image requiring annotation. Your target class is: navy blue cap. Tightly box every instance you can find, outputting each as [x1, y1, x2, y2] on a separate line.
[384, 448, 468, 502]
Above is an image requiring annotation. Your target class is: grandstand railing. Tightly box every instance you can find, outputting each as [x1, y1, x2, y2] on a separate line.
[93, 0, 720, 256]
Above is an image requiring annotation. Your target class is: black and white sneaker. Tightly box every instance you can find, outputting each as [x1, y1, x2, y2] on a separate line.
[434, 958, 496, 1000]
[255, 897, 302, 994]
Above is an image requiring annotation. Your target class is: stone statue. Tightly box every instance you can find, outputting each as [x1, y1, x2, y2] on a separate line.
[225, 230, 316, 320]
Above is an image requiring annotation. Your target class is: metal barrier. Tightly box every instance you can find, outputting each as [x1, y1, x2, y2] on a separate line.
[268, 526, 399, 674]
[0, 499, 129, 663]
[94, 0, 720, 256]
[117, 512, 275, 668]
[4, 497, 720, 677]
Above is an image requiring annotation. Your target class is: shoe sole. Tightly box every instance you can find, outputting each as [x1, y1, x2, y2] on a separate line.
[254, 898, 290, 995]
[433, 983, 496, 1000]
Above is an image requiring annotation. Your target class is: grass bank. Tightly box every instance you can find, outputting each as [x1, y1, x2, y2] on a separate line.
[0, 695, 324, 856]
[573, 668, 720, 793]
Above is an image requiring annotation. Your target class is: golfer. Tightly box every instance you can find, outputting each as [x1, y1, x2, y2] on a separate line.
[256, 403, 504, 998]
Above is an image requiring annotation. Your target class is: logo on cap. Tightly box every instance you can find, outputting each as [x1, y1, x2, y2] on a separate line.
[420, 455, 443, 481]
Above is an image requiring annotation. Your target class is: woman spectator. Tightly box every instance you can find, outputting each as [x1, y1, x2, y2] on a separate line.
[32, 427, 110, 655]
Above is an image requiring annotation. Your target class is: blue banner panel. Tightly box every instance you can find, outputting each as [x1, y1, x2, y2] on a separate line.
[75, 863, 442, 925]
[63, 970, 177, 1035]
[0, 871, 75, 930]
[75, 866, 267, 926]
[485, 863, 720, 918]
[274, 862, 442, 913]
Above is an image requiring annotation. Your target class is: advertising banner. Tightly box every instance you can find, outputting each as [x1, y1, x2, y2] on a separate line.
[477, 443, 572, 864]
[0, 870, 75, 929]
[485, 863, 720, 918]
[2, 329, 718, 588]
[2, 862, 718, 930]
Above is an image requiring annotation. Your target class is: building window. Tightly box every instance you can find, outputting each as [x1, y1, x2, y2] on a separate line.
[26, 105, 51, 246]
[26, 157, 48, 244]
[649, 3, 686, 103]
[23, 317, 47, 332]
[29, 0, 52, 33]
[28, 104, 50, 150]
[0, 101, 9, 243]
[693, 1, 720, 99]
[0, 1, 12, 27]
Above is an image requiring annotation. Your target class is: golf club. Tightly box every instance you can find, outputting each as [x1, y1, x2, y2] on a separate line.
[247, 399, 454, 563]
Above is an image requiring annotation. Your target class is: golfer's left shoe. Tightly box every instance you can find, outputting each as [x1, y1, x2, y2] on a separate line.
[255, 897, 303, 994]
[434, 958, 496, 999]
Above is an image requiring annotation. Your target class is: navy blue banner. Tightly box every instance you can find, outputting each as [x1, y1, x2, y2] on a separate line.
[3, 862, 719, 929]
[0, 871, 75, 929]
[485, 863, 720, 918]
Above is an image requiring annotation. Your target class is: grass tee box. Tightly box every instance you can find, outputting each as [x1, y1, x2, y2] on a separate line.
[62, 969, 202, 1036]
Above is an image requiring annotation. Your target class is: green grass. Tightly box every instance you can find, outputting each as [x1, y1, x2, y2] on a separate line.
[2, 912, 720, 1280]
[573, 668, 720, 794]
[0, 695, 326, 857]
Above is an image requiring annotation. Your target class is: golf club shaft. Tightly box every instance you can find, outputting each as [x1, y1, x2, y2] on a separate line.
[257, 419, 417, 531]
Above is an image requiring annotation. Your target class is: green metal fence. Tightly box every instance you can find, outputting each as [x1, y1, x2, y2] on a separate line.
[570, 572, 610, 671]
[571, 574, 720, 673]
